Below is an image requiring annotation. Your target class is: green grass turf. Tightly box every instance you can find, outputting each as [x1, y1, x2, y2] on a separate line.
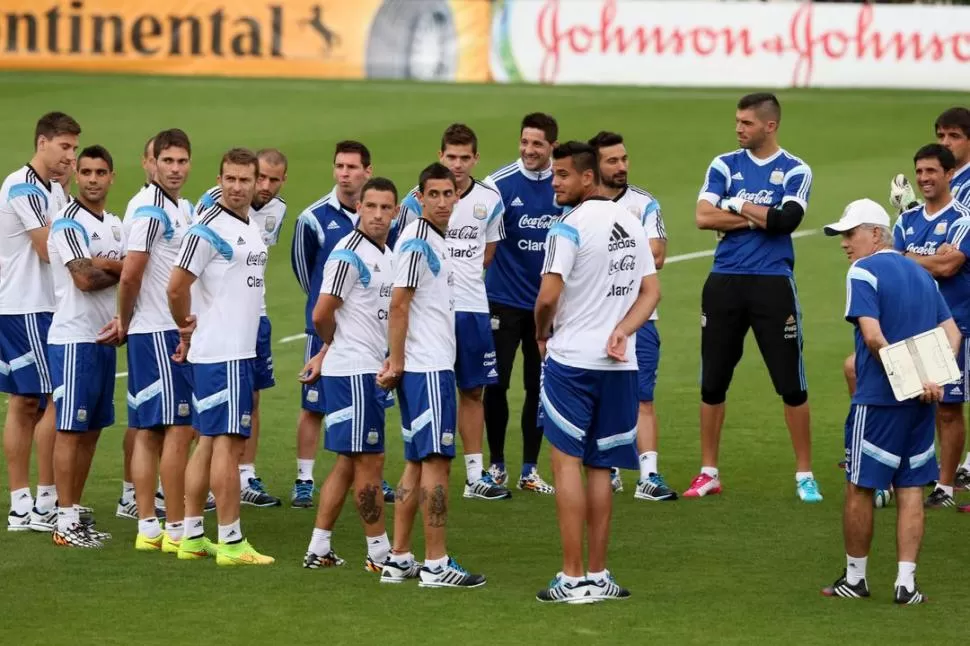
[0, 73, 968, 644]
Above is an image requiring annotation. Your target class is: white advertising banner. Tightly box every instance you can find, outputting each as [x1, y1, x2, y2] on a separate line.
[489, 0, 970, 90]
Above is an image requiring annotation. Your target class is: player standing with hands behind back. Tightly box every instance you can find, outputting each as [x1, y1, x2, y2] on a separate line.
[691, 93, 820, 503]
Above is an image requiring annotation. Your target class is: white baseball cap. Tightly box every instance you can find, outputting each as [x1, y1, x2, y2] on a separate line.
[823, 198, 891, 236]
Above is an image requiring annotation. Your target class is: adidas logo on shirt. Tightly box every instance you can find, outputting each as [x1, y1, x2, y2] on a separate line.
[511, 197, 524, 207]
[327, 221, 340, 230]
[906, 227, 915, 235]
[608, 222, 635, 251]
[487, 368, 498, 378]
[91, 232, 101, 241]
[237, 236, 246, 245]
[952, 386, 963, 396]
[732, 172, 744, 180]
[373, 264, 381, 272]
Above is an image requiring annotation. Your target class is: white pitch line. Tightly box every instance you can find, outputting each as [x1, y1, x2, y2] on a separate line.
[112, 228, 821, 381]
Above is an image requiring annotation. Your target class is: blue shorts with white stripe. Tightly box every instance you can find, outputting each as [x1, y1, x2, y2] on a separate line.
[398, 370, 457, 462]
[323, 373, 387, 455]
[192, 359, 256, 438]
[540, 357, 639, 470]
[127, 331, 194, 429]
[942, 336, 970, 404]
[49, 342, 116, 432]
[0, 312, 53, 396]
[843, 403, 938, 490]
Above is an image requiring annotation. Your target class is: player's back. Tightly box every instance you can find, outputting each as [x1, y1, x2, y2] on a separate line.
[0, 165, 60, 314]
[545, 198, 651, 371]
[125, 182, 194, 334]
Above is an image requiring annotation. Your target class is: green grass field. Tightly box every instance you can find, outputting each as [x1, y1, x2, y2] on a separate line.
[0, 72, 968, 644]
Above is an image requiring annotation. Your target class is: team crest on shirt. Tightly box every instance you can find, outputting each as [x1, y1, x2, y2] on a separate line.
[935, 222, 948, 235]
[769, 170, 784, 185]
[441, 432, 454, 447]
[264, 216, 277, 232]
[473, 204, 488, 220]
[111, 226, 121, 241]
[77, 408, 88, 423]
[367, 431, 379, 445]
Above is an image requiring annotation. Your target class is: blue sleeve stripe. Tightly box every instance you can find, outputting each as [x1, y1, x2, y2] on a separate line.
[132, 205, 174, 241]
[548, 222, 580, 245]
[847, 265, 878, 290]
[784, 165, 813, 203]
[185, 224, 233, 261]
[297, 212, 325, 246]
[948, 216, 970, 248]
[488, 200, 504, 225]
[50, 218, 90, 246]
[399, 238, 440, 276]
[9, 182, 48, 206]
[328, 249, 371, 288]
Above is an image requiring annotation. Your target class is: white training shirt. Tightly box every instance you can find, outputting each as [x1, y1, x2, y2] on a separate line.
[47, 201, 126, 344]
[0, 164, 65, 314]
[124, 183, 194, 334]
[612, 184, 665, 322]
[393, 217, 456, 372]
[197, 186, 287, 317]
[320, 229, 394, 376]
[176, 202, 267, 364]
[542, 197, 654, 371]
[399, 180, 504, 313]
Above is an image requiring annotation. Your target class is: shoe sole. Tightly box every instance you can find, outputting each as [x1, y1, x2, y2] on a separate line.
[462, 491, 513, 501]
[535, 595, 600, 604]
[29, 523, 55, 532]
[241, 500, 283, 508]
[634, 492, 678, 501]
[7, 525, 31, 532]
[380, 575, 408, 584]
[418, 579, 487, 589]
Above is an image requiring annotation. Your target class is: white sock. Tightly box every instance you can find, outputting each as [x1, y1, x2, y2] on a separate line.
[185, 516, 204, 539]
[156, 482, 164, 498]
[465, 453, 483, 483]
[10, 488, 32, 515]
[121, 481, 135, 501]
[218, 519, 242, 544]
[366, 532, 391, 563]
[560, 572, 584, 586]
[36, 485, 57, 511]
[425, 555, 448, 570]
[309, 527, 332, 555]
[389, 551, 414, 564]
[963, 452, 970, 469]
[795, 471, 814, 482]
[935, 483, 954, 497]
[586, 569, 608, 583]
[166, 521, 185, 542]
[701, 466, 719, 479]
[639, 452, 658, 479]
[239, 463, 256, 488]
[297, 459, 315, 482]
[56, 505, 78, 533]
[846, 554, 868, 585]
[895, 561, 916, 592]
[138, 517, 162, 538]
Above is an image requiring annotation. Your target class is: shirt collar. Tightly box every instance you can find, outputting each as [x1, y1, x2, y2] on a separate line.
[517, 158, 552, 182]
[326, 186, 357, 217]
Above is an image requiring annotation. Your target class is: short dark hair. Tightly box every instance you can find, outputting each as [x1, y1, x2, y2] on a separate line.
[914, 143, 956, 172]
[587, 131, 624, 151]
[441, 123, 478, 154]
[521, 112, 558, 144]
[78, 145, 114, 172]
[334, 140, 371, 168]
[256, 148, 288, 172]
[361, 177, 398, 204]
[35, 112, 81, 148]
[219, 147, 259, 176]
[153, 128, 191, 158]
[143, 136, 155, 158]
[935, 107, 970, 139]
[737, 92, 781, 123]
[418, 162, 457, 193]
[552, 141, 600, 182]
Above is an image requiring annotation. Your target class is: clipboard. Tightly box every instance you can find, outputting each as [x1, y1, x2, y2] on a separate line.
[878, 327, 961, 402]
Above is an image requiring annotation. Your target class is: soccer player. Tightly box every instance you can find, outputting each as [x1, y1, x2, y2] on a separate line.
[47, 146, 125, 547]
[483, 113, 562, 494]
[821, 198, 958, 605]
[534, 142, 659, 603]
[1, 111, 78, 532]
[290, 141, 378, 507]
[936, 107, 970, 207]
[397, 124, 510, 501]
[299, 177, 397, 570]
[168, 147, 273, 565]
[378, 163, 485, 588]
[196, 148, 288, 508]
[891, 144, 970, 509]
[691, 92, 820, 502]
[51, 159, 75, 210]
[588, 131, 676, 502]
[118, 129, 196, 552]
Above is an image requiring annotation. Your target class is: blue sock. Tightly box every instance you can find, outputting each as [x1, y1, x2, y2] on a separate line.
[522, 463, 537, 478]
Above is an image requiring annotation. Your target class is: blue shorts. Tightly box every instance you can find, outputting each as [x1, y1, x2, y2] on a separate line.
[398, 370, 457, 462]
[49, 343, 116, 432]
[454, 311, 499, 391]
[844, 403, 939, 490]
[127, 331, 194, 429]
[301, 334, 326, 414]
[636, 321, 660, 403]
[254, 315, 275, 391]
[323, 374, 387, 454]
[0, 312, 53, 396]
[540, 358, 639, 470]
[192, 359, 256, 438]
[943, 336, 970, 404]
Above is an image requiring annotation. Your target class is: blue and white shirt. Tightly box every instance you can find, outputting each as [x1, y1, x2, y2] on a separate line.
[483, 159, 563, 310]
[951, 161, 970, 207]
[698, 148, 812, 277]
[845, 249, 952, 406]
[613, 184, 664, 322]
[893, 199, 970, 332]
[291, 187, 357, 334]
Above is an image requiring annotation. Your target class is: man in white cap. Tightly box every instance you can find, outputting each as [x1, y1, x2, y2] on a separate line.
[821, 198, 960, 605]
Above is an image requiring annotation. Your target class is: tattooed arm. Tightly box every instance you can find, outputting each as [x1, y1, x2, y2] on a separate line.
[66, 258, 120, 292]
[91, 257, 124, 277]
